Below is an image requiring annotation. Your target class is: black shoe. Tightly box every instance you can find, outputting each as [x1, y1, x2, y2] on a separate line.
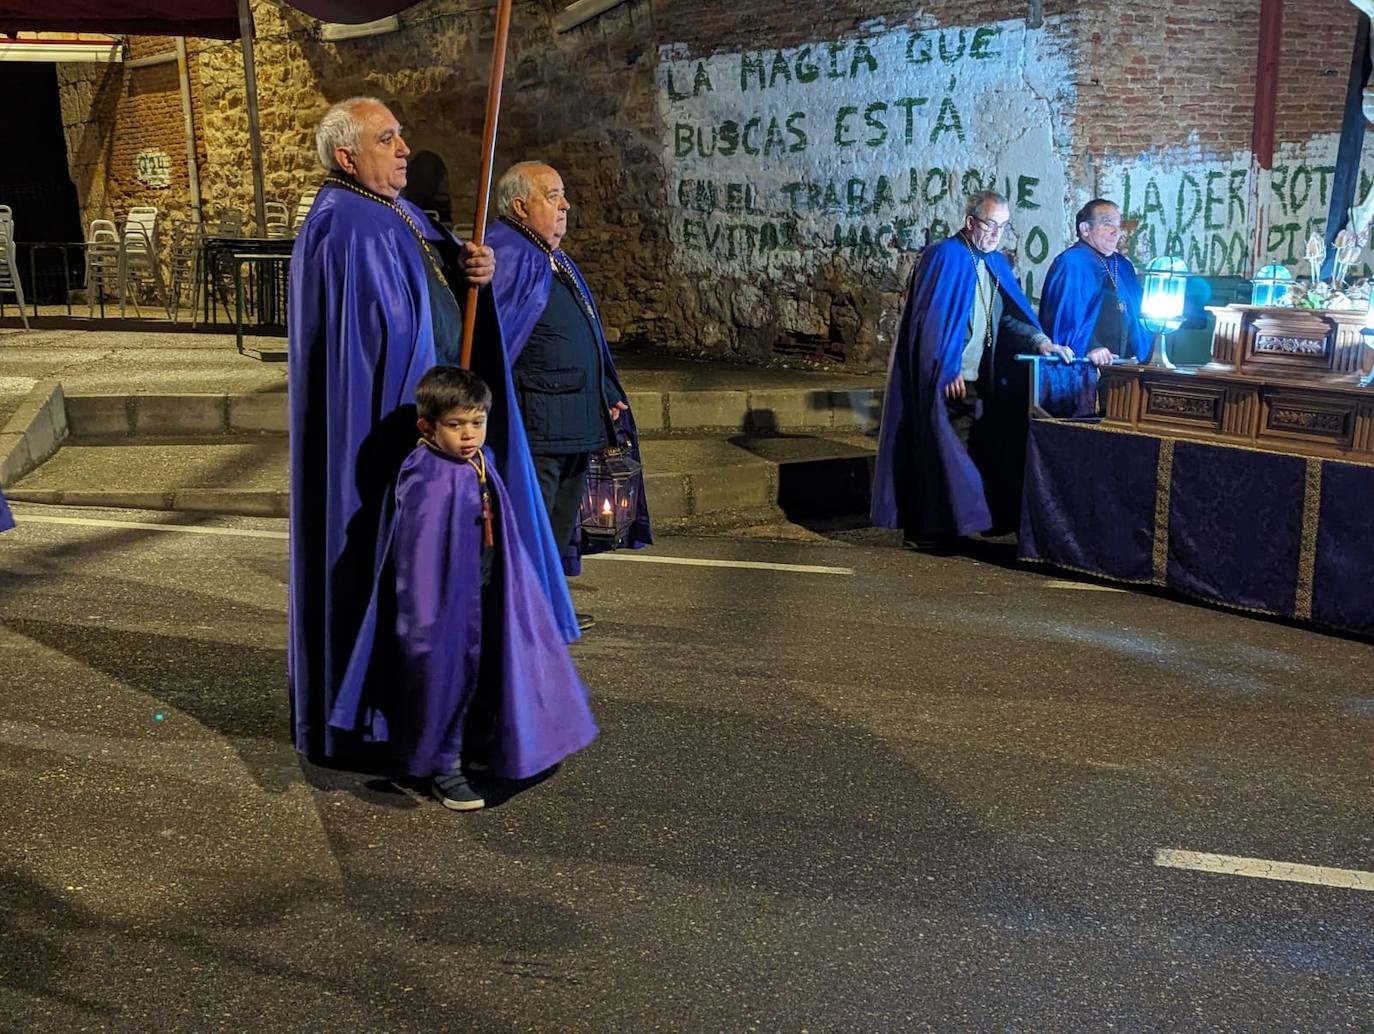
[433, 769, 485, 811]
[904, 536, 957, 555]
[576, 612, 596, 632]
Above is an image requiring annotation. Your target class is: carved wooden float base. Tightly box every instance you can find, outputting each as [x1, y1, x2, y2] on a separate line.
[1098, 364, 1374, 460]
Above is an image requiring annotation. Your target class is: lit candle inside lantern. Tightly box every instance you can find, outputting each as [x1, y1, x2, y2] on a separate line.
[601, 498, 613, 519]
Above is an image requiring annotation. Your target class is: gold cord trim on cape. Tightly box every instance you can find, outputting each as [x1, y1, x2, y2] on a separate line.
[959, 230, 999, 354]
[500, 216, 598, 321]
[326, 174, 454, 291]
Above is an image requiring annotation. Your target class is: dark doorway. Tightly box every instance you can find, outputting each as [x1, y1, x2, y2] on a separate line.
[0, 61, 83, 303]
[402, 150, 451, 224]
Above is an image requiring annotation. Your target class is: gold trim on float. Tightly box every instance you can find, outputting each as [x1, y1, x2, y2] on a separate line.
[1037, 415, 1374, 468]
[1152, 438, 1175, 586]
[1295, 457, 1323, 620]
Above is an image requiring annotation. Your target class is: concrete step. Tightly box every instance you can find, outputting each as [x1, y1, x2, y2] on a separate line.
[59, 384, 883, 442]
[6, 431, 877, 524]
[7, 436, 291, 516]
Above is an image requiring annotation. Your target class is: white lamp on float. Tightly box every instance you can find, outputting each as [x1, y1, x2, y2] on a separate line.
[1140, 256, 1189, 369]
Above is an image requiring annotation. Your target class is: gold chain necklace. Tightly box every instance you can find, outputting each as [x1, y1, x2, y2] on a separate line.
[326, 175, 453, 291]
[1082, 242, 1126, 313]
[500, 216, 597, 321]
[420, 437, 494, 546]
[960, 232, 999, 352]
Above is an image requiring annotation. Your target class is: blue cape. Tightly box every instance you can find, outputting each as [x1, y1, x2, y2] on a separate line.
[483, 219, 652, 574]
[328, 443, 598, 780]
[1038, 243, 1150, 362]
[871, 235, 1042, 538]
[0, 491, 12, 533]
[286, 183, 576, 766]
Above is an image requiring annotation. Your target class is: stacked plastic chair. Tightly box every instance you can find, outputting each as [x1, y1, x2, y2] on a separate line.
[85, 218, 126, 317]
[122, 206, 166, 311]
[0, 206, 29, 330]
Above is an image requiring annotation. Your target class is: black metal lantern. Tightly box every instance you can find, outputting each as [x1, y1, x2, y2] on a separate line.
[580, 445, 643, 547]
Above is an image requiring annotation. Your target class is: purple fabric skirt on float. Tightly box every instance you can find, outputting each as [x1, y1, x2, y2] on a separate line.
[1020, 418, 1374, 638]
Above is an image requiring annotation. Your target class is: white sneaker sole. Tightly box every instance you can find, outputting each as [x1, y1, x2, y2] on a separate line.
[437, 795, 486, 811]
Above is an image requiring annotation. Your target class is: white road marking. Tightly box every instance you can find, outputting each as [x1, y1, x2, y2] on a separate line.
[1043, 579, 1127, 593]
[12, 511, 288, 540]
[11, 509, 853, 575]
[584, 552, 852, 576]
[1154, 848, 1374, 891]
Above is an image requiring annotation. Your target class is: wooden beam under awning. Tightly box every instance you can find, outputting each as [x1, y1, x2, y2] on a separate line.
[0, 32, 121, 63]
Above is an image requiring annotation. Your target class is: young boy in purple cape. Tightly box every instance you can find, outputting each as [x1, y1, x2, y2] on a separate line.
[330, 365, 598, 811]
[1037, 199, 1151, 418]
[872, 191, 1071, 545]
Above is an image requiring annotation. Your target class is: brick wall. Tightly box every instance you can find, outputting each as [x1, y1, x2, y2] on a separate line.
[59, 36, 201, 244]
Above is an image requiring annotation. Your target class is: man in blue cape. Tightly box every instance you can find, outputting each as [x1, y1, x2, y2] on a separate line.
[477, 161, 651, 627]
[288, 98, 579, 767]
[0, 491, 12, 534]
[1037, 198, 1151, 417]
[872, 191, 1072, 546]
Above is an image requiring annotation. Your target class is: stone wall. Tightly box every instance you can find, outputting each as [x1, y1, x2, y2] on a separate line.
[55, 0, 1373, 370]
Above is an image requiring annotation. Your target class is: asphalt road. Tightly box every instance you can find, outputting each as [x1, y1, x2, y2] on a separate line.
[1, 504, 1371, 1032]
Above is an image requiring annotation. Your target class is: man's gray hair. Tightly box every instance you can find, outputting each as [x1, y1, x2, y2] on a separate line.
[315, 97, 385, 172]
[965, 190, 1009, 221]
[495, 161, 552, 218]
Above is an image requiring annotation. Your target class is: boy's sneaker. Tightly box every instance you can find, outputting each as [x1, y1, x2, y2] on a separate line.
[433, 770, 485, 811]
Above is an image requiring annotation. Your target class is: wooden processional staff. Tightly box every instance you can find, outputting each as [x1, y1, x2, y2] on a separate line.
[459, 0, 516, 369]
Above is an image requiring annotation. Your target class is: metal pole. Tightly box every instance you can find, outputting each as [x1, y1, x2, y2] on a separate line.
[1247, 0, 1284, 273]
[175, 37, 203, 226]
[237, 0, 268, 236]
[459, 0, 515, 369]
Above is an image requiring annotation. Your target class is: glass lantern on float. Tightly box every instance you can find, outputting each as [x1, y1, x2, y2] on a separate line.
[579, 444, 643, 547]
[1251, 263, 1294, 307]
[1140, 256, 1189, 369]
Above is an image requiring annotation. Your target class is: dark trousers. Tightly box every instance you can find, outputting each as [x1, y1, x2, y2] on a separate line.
[945, 371, 1026, 536]
[944, 379, 982, 448]
[532, 452, 591, 553]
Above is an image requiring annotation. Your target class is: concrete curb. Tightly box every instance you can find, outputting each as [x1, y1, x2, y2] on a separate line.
[65, 392, 289, 439]
[631, 386, 882, 434]
[0, 380, 68, 488]
[3, 488, 289, 518]
[63, 389, 879, 440]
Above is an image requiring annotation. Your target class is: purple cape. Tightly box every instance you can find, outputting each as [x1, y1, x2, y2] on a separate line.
[1038, 243, 1151, 362]
[327, 443, 598, 780]
[0, 490, 12, 533]
[482, 219, 652, 574]
[1037, 244, 1151, 419]
[286, 183, 576, 766]
[871, 235, 1043, 539]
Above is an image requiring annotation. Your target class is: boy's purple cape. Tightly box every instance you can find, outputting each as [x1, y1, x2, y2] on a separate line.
[481, 218, 652, 575]
[0, 490, 13, 533]
[327, 443, 598, 780]
[287, 183, 577, 767]
[1038, 243, 1151, 362]
[871, 235, 1043, 539]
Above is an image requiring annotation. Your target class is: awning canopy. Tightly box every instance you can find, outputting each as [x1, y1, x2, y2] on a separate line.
[0, 32, 121, 63]
[0, 2, 241, 39]
[0, 0, 419, 40]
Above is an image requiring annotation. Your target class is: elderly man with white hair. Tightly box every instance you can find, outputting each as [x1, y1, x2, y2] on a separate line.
[480, 161, 651, 631]
[287, 99, 576, 768]
[872, 190, 1068, 550]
